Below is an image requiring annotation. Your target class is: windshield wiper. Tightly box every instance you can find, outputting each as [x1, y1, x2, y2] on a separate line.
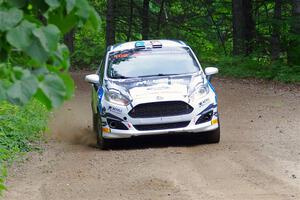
[137, 73, 180, 78]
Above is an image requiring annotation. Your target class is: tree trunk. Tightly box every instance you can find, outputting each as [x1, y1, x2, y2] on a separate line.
[288, 0, 300, 65]
[156, 0, 165, 38]
[106, 0, 116, 47]
[127, 0, 134, 41]
[64, 29, 75, 53]
[142, 0, 150, 40]
[232, 0, 255, 56]
[244, 0, 255, 54]
[205, 0, 227, 55]
[271, 0, 282, 60]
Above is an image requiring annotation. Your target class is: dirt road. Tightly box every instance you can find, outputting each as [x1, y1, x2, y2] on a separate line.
[3, 72, 300, 200]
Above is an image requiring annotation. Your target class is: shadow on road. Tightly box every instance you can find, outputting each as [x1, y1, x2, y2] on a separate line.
[90, 133, 213, 151]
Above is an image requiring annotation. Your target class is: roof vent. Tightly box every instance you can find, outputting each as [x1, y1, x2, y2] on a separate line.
[135, 41, 146, 49]
[151, 41, 162, 48]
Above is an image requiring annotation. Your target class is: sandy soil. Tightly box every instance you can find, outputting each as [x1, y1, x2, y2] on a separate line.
[2, 72, 300, 200]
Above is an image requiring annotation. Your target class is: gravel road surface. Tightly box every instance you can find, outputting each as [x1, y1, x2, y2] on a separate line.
[3, 72, 300, 200]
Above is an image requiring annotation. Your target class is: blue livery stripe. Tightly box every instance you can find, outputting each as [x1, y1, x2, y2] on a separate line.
[198, 103, 217, 116]
[98, 87, 104, 113]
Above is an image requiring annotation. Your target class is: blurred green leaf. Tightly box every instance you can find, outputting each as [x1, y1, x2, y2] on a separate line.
[86, 7, 101, 31]
[34, 88, 52, 109]
[25, 39, 48, 63]
[47, 8, 77, 34]
[6, 20, 35, 50]
[6, 74, 38, 105]
[45, 0, 60, 9]
[75, 0, 90, 19]
[32, 24, 60, 52]
[0, 81, 6, 101]
[66, 0, 76, 13]
[58, 73, 74, 100]
[7, 0, 27, 8]
[38, 74, 66, 109]
[0, 8, 23, 31]
[53, 44, 70, 70]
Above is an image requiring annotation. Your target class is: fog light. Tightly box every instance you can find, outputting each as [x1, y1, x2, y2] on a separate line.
[211, 119, 218, 125]
[107, 118, 129, 130]
[196, 111, 213, 124]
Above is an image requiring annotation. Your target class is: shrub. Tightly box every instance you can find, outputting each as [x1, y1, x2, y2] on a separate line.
[0, 100, 49, 195]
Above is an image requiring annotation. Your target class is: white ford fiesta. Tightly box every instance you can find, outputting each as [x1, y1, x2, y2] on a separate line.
[85, 40, 220, 149]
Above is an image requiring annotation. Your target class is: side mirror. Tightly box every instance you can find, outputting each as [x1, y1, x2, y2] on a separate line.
[205, 67, 218, 81]
[85, 74, 99, 84]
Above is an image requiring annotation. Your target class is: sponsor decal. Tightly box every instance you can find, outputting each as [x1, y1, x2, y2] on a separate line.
[108, 106, 122, 114]
[156, 96, 164, 100]
[199, 98, 210, 107]
[113, 53, 129, 59]
[97, 87, 104, 113]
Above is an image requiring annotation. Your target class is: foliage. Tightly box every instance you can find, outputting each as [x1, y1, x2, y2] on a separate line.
[0, 100, 49, 195]
[71, 0, 300, 83]
[72, 26, 105, 69]
[0, 0, 100, 109]
[203, 56, 300, 83]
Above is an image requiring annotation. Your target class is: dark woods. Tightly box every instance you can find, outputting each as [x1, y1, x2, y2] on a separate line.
[71, 0, 300, 81]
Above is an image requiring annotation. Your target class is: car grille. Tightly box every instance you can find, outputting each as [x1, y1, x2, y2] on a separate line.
[128, 101, 193, 118]
[133, 121, 190, 131]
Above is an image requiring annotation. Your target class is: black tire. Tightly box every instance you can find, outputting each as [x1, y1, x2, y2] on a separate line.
[92, 113, 98, 133]
[205, 126, 220, 143]
[94, 113, 110, 150]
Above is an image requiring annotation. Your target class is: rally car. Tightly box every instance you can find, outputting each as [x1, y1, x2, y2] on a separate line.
[85, 40, 220, 149]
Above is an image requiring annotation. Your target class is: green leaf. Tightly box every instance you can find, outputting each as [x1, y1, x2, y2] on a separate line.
[58, 73, 74, 100]
[7, 0, 27, 8]
[66, 0, 76, 13]
[6, 74, 38, 105]
[53, 44, 70, 70]
[6, 20, 35, 50]
[0, 8, 23, 31]
[38, 74, 66, 108]
[45, 0, 60, 9]
[34, 88, 52, 109]
[47, 8, 77, 34]
[7, 22, 49, 63]
[86, 7, 101, 31]
[0, 81, 6, 101]
[75, 0, 90, 19]
[32, 24, 60, 52]
[25, 39, 48, 64]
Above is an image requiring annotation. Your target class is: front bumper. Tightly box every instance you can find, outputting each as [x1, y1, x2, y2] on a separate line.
[100, 94, 219, 139]
[102, 119, 219, 139]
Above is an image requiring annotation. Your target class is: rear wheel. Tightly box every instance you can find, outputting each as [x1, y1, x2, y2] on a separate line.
[94, 113, 110, 150]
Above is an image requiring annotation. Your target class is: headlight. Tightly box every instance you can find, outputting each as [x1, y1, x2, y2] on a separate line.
[105, 89, 130, 106]
[189, 84, 209, 102]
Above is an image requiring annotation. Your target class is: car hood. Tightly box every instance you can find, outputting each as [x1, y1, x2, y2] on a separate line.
[104, 72, 205, 101]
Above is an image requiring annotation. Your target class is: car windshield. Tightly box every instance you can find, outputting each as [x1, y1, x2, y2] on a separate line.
[107, 47, 200, 79]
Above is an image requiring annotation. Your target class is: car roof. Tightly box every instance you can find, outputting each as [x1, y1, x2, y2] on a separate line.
[108, 39, 188, 53]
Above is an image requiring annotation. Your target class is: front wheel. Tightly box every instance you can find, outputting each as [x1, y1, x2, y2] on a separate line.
[94, 113, 110, 150]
